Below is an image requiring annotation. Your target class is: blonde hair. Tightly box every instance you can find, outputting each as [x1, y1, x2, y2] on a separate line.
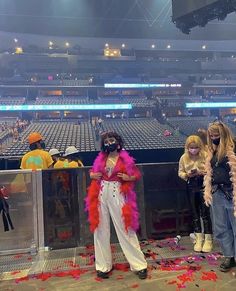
[184, 135, 205, 162]
[207, 121, 235, 162]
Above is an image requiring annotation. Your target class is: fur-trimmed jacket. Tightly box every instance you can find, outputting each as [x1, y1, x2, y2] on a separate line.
[85, 150, 141, 233]
[204, 149, 236, 216]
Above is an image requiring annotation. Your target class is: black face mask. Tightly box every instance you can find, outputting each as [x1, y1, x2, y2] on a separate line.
[104, 142, 118, 153]
[40, 141, 46, 149]
[212, 138, 220, 145]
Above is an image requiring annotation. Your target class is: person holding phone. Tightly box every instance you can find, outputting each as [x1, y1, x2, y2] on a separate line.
[204, 122, 236, 272]
[179, 135, 213, 252]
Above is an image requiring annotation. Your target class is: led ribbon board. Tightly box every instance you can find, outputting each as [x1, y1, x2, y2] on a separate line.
[0, 104, 132, 111]
[186, 102, 236, 109]
[104, 83, 182, 88]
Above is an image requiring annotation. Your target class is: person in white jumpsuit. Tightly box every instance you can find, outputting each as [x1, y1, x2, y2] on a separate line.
[88, 132, 147, 279]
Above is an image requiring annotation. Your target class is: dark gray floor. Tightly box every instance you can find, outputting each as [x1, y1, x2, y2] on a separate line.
[0, 237, 235, 291]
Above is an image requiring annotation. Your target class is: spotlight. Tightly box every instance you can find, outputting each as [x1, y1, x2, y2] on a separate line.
[65, 42, 70, 47]
[167, 44, 171, 49]
[49, 41, 53, 46]
[121, 43, 126, 48]
[15, 47, 23, 54]
[151, 44, 155, 49]
[14, 38, 18, 43]
[105, 43, 109, 48]
[202, 45, 207, 50]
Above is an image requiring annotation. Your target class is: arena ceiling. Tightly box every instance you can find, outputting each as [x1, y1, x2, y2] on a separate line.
[0, 0, 236, 40]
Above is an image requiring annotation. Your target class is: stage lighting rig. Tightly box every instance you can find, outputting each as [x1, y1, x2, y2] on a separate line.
[172, 0, 236, 34]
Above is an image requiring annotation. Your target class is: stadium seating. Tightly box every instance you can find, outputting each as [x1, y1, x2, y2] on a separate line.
[101, 118, 185, 149]
[167, 116, 215, 136]
[2, 121, 96, 156]
[2, 118, 186, 156]
[95, 97, 155, 108]
[0, 97, 26, 105]
[35, 96, 89, 105]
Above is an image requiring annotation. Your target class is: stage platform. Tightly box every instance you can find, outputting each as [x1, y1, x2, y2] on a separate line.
[0, 237, 235, 290]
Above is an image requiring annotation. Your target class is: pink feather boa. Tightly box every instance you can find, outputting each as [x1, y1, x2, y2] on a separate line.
[85, 150, 141, 232]
[204, 149, 236, 216]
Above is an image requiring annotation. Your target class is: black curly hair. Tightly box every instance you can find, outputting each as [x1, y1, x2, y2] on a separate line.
[100, 131, 124, 152]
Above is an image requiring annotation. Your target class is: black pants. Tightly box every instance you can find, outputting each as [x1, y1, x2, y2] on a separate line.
[187, 187, 212, 234]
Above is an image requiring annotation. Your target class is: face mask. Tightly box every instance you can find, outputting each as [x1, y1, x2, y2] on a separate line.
[188, 148, 199, 155]
[40, 141, 46, 149]
[212, 138, 220, 145]
[104, 142, 118, 153]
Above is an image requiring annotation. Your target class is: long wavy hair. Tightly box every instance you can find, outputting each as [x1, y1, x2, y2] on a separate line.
[207, 121, 235, 162]
[197, 128, 207, 146]
[184, 135, 205, 162]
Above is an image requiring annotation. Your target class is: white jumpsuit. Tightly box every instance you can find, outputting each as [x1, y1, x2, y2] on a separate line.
[94, 180, 147, 272]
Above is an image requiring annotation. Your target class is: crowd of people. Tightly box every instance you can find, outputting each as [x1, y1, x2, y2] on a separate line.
[0, 119, 29, 143]
[3, 119, 236, 279]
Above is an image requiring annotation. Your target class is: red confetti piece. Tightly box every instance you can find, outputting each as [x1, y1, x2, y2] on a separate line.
[131, 284, 139, 288]
[64, 260, 80, 268]
[95, 277, 103, 282]
[10, 271, 21, 275]
[113, 263, 129, 272]
[116, 275, 124, 280]
[32, 269, 88, 282]
[27, 257, 32, 261]
[15, 276, 30, 283]
[79, 253, 88, 258]
[168, 280, 177, 285]
[177, 272, 194, 284]
[35, 272, 53, 281]
[201, 271, 218, 282]
[86, 244, 94, 251]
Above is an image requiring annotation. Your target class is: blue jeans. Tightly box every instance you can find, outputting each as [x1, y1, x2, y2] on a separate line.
[211, 189, 236, 257]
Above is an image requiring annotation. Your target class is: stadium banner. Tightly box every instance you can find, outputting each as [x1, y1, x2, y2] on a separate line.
[186, 102, 236, 108]
[104, 83, 182, 88]
[0, 104, 132, 111]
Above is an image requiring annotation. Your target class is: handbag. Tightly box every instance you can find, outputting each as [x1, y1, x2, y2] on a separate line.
[0, 187, 14, 231]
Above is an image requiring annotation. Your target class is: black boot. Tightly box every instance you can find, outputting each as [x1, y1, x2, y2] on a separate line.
[136, 268, 147, 279]
[219, 257, 236, 272]
[96, 270, 110, 279]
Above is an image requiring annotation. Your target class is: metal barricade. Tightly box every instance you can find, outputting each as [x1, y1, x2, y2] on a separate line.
[0, 170, 42, 255]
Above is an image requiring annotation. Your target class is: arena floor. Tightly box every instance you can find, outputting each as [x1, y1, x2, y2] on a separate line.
[0, 237, 235, 291]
